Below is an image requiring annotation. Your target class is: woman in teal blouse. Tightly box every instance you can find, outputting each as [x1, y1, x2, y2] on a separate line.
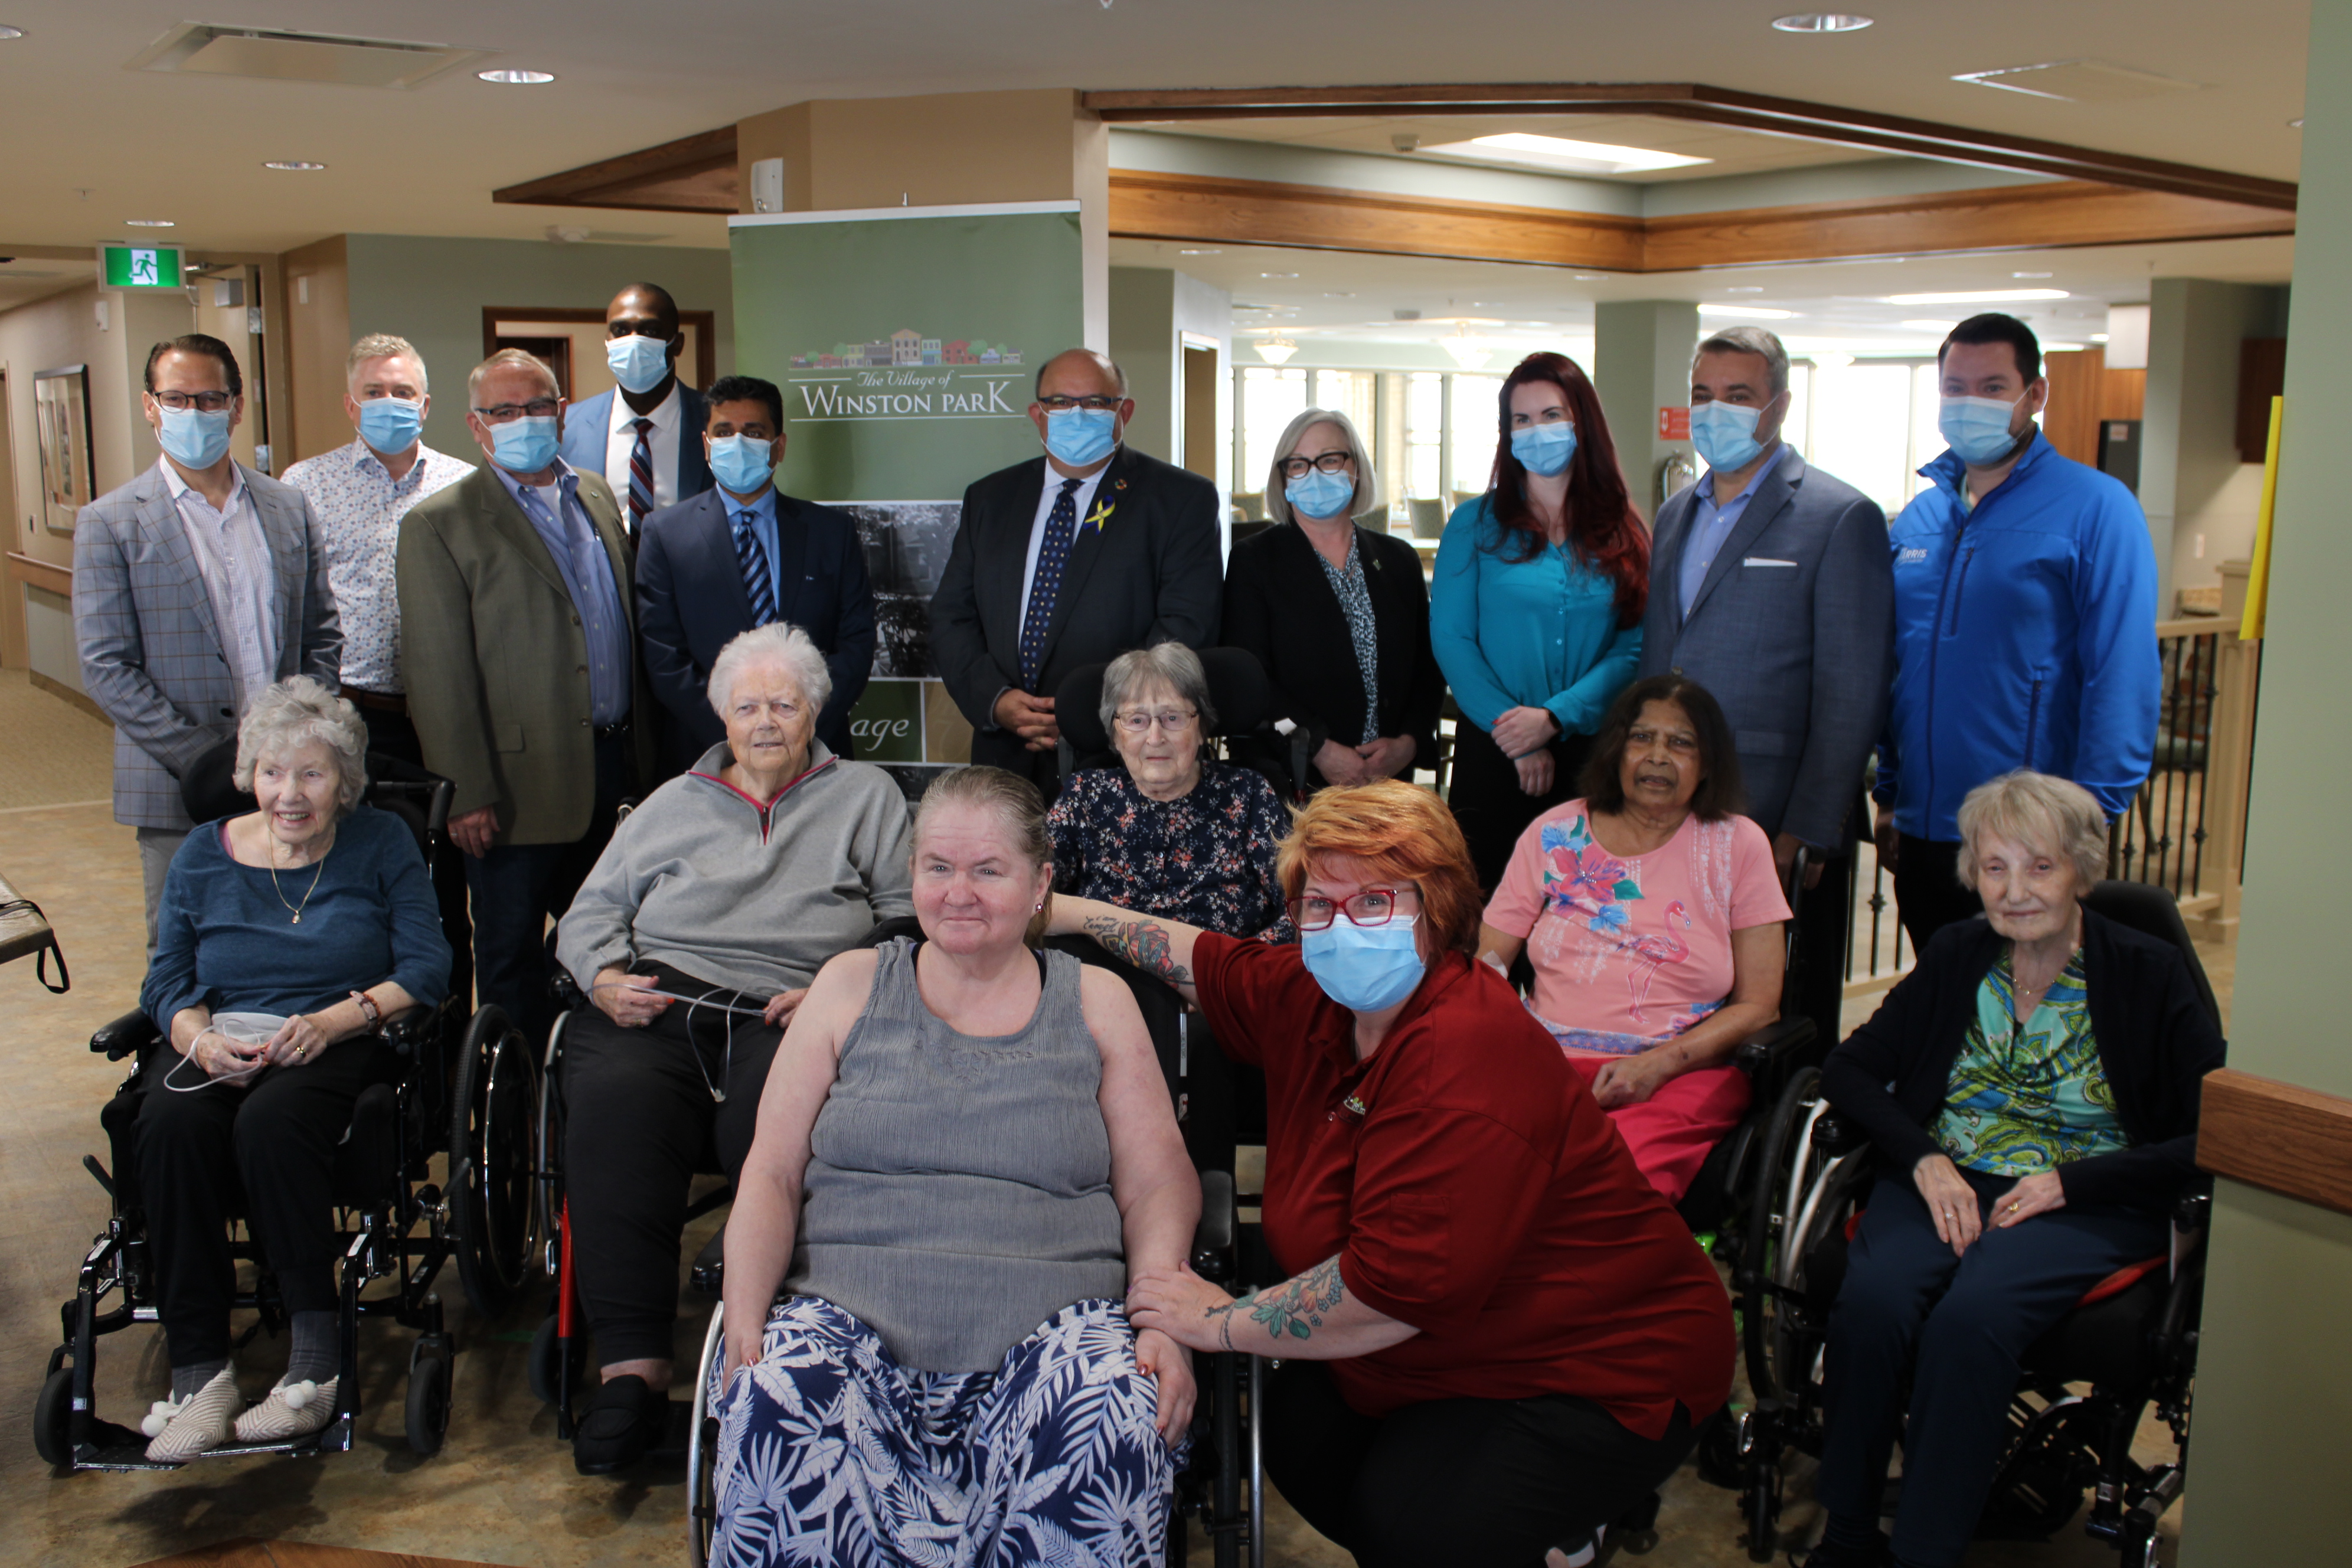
[1431, 351, 1651, 890]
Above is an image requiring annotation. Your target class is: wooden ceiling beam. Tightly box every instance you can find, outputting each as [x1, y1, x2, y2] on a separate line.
[492, 126, 740, 214]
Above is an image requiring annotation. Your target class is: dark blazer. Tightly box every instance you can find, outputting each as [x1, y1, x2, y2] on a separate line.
[635, 486, 875, 767]
[1821, 908, 2226, 1211]
[557, 383, 714, 516]
[1639, 447, 1893, 849]
[1222, 521, 1444, 787]
[930, 445, 1222, 777]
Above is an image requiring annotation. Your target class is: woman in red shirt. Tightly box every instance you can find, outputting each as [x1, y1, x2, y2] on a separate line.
[1048, 779, 1732, 1567]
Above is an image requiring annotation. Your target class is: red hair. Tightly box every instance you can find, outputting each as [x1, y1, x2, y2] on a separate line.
[1275, 780, 1484, 953]
[1484, 351, 1650, 627]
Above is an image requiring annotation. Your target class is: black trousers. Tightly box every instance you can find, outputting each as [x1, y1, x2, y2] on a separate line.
[1892, 835, 1981, 959]
[1262, 1358, 1698, 1568]
[1791, 844, 1859, 1047]
[463, 731, 626, 1043]
[352, 700, 423, 768]
[134, 1034, 401, 1368]
[1448, 721, 1596, 894]
[563, 962, 782, 1367]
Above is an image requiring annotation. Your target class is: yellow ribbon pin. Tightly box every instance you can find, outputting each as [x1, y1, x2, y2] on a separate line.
[1083, 501, 1116, 534]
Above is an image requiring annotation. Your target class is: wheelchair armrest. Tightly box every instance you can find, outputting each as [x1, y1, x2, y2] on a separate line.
[90, 1009, 161, 1060]
[1814, 1109, 1870, 1157]
[379, 1004, 436, 1057]
[2174, 1183, 2213, 1232]
[1733, 1016, 1818, 1074]
[1190, 1169, 1237, 1280]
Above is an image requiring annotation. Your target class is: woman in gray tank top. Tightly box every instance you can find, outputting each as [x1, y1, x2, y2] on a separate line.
[706, 766, 1201, 1568]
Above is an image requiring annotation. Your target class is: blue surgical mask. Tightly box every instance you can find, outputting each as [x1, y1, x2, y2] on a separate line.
[606, 333, 672, 396]
[709, 433, 776, 495]
[1689, 399, 1767, 473]
[1510, 421, 1578, 477]
[156, 403, 233, 469]
[1044, 407, 1119, 468]
[1285, 466, 1355, 520]
[1301, 915, 1427, 1014]
[488, 415, 560, 474]
[1939, 394, 2027, 466]
[357, 396, 423, 456]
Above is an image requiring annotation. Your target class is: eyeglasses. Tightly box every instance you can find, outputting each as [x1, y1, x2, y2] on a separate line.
[153, 391, 234, 413]
[1278, 450, 1354, 480]
[472, 400, 560, 424]
[1115, 708, 1197, 736]
[1037, 395, 1123, 413]
[1289, 888, 1414, 930]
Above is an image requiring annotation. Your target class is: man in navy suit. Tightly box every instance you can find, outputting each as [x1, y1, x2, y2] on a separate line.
[557, 282, 713, 541]
[1639, 326, 1893, 1045]
[635, 374, 874, 772]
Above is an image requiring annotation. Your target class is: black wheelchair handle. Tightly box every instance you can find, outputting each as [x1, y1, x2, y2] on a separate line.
[380, 1004, 436, 1057]
[90, 1008, 161, 1060]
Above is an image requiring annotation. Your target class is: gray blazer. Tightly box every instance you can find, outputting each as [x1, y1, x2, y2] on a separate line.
[74, 461, 341, 830]
[1639, 447, 1893, 850]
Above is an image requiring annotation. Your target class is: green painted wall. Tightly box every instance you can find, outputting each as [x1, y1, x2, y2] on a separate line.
[342, 235, 733, 460]
[2179, 6, 2352, 1560]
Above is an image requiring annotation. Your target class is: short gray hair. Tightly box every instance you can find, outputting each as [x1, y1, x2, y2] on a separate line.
[1955, 770, 2108, 894]
[234, 676, 367, 813]
[467, 347, 558, 405]
[348, 334, 427, 394]
[1100, 642, 1216, 736]
[706, 622, 832, 721]
[1263, 407, 1380, 526]
[1693, 325, 1790, 399]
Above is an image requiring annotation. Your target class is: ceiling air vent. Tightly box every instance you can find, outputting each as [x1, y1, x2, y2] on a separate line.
[128, 24, 491, 89]
[1951, 59, 2203, 103]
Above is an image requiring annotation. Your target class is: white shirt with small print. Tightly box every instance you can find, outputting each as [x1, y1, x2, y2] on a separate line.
[282, 436, 475, 693]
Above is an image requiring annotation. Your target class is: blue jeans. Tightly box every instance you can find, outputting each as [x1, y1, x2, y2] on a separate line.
[1817, 1169, 2170, 1567]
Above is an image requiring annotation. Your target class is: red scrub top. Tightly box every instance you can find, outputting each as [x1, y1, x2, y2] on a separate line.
[1194, 933, 1734, 1438]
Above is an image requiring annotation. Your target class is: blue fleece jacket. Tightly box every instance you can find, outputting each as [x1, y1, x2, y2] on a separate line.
[1874, 431, 2158, 842]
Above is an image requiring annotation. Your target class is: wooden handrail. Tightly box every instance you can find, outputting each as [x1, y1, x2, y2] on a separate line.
[2199, 1068, 2352, 1219]
[5, 551, 71, 596]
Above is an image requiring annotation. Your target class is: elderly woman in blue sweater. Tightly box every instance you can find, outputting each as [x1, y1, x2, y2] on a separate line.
[136, 676, 452, 1462]
[553, 621, 914, 1475]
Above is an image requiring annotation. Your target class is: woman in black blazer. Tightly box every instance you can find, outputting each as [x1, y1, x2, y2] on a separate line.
[1808, 770, 2226, 1568]
[1223, 407, 1445, 793]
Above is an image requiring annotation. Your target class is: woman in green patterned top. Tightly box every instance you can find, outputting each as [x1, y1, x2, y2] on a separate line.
[1808, 771, 2226, 1568]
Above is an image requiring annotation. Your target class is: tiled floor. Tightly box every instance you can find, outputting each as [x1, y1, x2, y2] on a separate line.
[2, 678, 2222, 1567]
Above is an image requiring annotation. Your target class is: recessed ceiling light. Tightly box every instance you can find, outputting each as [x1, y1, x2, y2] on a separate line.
[1260, 272, 1298, 279]
[263, 160, 326, 172]
[0, 24, 23, 40]
[477, 67, 555, 84]
[125, 218, 175, 228]
[2089, 333, 2111, 342]
[1426, 132, 1710, 175]
[1323, 291, 1355, 298]
[1573, 274, 1611, 281]
[1178, 247, 1221, 254]
[1771, 14, 1874, 33]
[1900, 319, 1960, 331]
[1885, 288, 2067, 304]
[1724, 286, 1766, 293]
[1699, 303, 1796, 319]
[2011, 270, 2053, 279]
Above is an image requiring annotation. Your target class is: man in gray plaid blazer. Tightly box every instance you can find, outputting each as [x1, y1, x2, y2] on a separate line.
[74, 335, 341, 949]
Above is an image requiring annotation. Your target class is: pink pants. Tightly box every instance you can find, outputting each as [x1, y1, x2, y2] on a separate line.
[1563, 1056, 1752, 1204]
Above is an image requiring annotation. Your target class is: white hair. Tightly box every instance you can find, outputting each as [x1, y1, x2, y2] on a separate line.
[1955, 770, 2109, 893]
[467, 347, 558, 405]
[706, 623, 832, 720]
[1099, 642, 1217, 735]
[347, 333, 427, 394]
[234, 676, 368, 813]
[1263, 407, 1380, 526]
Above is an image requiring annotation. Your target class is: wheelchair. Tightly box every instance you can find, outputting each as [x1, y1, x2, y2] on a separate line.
[31, 763, 540, 1470]
[1729, 880, 2216, 1565]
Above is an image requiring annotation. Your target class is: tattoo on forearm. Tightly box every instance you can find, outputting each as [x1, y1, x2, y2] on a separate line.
[1083, 913, 1192, 985]
[1243, 1257, 1346, 1343]
[1205, 1289, 1252, 1352]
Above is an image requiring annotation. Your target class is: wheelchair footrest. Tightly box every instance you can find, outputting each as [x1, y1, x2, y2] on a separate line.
[68, 1417, 339, 1472]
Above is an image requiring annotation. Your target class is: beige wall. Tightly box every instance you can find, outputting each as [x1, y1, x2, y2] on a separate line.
[282, 234, 352, 468]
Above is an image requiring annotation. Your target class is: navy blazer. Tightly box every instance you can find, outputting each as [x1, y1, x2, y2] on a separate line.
[635, 486, 875, 767]
[558, 383, 714, 519]
[1639, 447, 1894, 849]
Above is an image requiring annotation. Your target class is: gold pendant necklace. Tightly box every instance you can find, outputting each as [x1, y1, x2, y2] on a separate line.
[269, 845, 329, 925]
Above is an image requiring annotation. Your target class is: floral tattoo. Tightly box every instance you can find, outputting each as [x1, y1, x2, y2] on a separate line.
[1206, 1256, 1347, 1349]
[1082, 913, 1191, 985]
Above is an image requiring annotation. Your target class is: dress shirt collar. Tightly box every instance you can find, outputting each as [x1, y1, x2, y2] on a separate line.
[1696, 440, 1786, 517]
[158, 453, 249, 513]
[609, 379, 682, 436]
[721, 486, 780, 530]
[491, 455, 583, 516]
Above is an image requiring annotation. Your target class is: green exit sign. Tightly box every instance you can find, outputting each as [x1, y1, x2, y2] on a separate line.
[100, 244, 185, 289]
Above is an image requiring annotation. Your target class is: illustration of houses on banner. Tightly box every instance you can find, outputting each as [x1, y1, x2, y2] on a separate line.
[944, 340, 976, 364]
[891, 329, 923, 365]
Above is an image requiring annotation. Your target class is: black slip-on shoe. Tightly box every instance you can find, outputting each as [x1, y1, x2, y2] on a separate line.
[572, 1374, 667, 1475]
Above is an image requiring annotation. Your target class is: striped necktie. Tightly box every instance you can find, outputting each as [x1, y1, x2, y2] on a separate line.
[734, 510, 777, 626]
[627, 417, 655, 538]
[1018, 478, 1083, 691]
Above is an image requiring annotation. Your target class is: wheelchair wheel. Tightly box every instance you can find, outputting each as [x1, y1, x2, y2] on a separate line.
[450, 1006, 537, 1319]
[687, 1305, 726, 1568]
[1740, 1066, 1864, 1408]
[406, 1339, 452, 1456]
[33, 1367, 73, 1468]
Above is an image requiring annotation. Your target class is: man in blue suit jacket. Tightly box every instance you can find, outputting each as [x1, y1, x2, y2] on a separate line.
[636, 374, 874, 773]
[1641, 326, 1893, 1042]
[557, 282, 713, 540]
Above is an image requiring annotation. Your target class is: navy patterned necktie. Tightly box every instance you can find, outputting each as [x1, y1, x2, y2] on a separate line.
[734, 510, 777, 626]
[1018, 478, 1083, 691]
[627, 417, 656, 538]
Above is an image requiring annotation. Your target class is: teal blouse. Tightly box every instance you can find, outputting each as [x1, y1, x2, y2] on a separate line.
[1932, 948, 2129, 1177]
[1428, 496, 1641, 736]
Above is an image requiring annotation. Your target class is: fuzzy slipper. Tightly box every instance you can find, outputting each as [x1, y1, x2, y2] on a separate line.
[233, 1376, 339, 1443]
[142, 1367, 242, 1463]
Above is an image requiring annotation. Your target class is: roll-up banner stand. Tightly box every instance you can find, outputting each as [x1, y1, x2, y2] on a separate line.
[729, 201, 1084, 798]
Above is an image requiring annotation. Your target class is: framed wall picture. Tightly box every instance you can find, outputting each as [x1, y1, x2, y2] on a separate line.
[34, 365, 93, 535]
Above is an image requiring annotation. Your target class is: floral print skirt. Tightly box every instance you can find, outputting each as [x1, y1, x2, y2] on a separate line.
[709, 1295, 1176, 1568]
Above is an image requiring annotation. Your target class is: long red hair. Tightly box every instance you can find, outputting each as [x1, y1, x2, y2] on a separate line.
[1483, 351, 1649, 626]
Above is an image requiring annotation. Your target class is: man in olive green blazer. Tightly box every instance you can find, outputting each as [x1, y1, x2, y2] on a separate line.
[398, 348, 655, 1038]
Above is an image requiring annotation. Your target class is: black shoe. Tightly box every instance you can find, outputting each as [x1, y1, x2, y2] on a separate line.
[572, 1374, 667, 1475]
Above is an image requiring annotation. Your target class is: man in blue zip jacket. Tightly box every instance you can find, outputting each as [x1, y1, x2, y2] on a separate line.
[1873, 313, 2158, 953]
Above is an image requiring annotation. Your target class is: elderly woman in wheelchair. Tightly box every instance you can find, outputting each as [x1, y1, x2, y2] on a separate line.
[551, 622, 913, 1475]
[1051, 779, 1733, 1567]
[1807, 771, 2226, 1568]
[133, 676, 451, 1461]
[708, 764, 1198, 1567]
[1477, 674, 1791, 1202]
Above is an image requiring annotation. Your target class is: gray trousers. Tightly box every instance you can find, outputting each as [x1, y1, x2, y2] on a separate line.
[137, 827, 190, 958]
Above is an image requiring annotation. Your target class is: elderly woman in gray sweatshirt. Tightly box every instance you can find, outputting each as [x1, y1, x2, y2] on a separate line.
[553, 621, 913, 1475]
